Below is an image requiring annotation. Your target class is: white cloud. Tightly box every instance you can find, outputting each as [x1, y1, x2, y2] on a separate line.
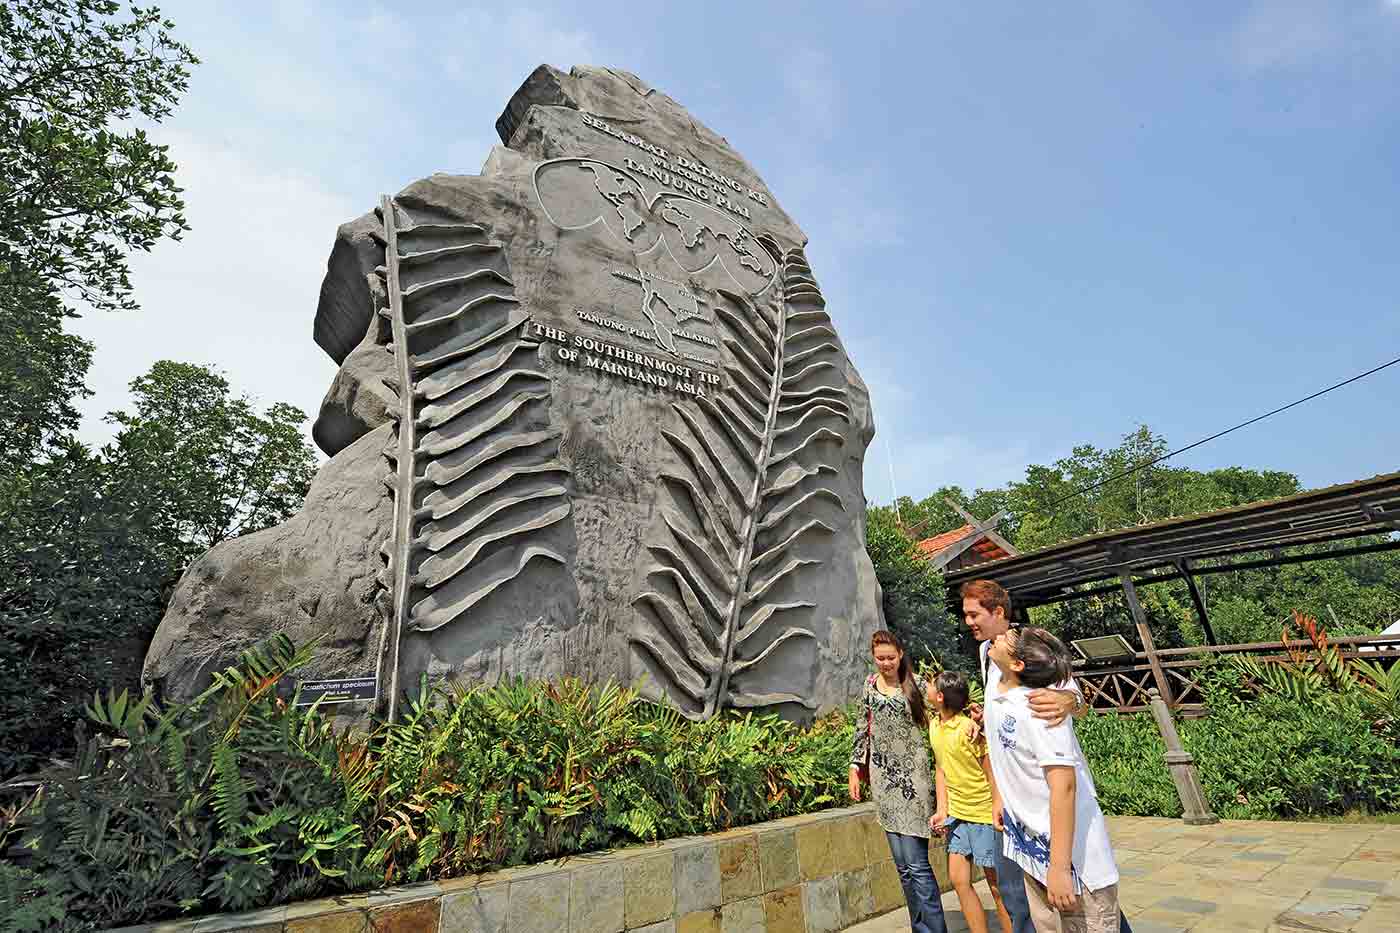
[71, 131, 354, 452]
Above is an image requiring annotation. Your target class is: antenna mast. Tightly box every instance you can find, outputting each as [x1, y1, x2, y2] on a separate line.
[883, 429, 902, 527]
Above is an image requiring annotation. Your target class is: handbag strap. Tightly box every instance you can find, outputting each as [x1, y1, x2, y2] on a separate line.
[863, 675, 875, 764]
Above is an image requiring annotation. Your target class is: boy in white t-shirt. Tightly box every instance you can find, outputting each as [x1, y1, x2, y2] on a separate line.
[984, 626, 1120, 933]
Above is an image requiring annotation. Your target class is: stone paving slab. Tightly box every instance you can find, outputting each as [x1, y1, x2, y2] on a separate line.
[841, 816, 1400, 932]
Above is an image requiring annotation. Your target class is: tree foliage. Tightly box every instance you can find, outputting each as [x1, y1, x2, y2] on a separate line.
[873, 424, 1400, 652]
[0, 4, 324, 783]
[0, 438, 167, 776]
[0, 362, 316, 778]
[1, 0, 197, 313]
[864, 506, 974, 672]
[0, 267, 93, 473]
[103, 360, 318, 568]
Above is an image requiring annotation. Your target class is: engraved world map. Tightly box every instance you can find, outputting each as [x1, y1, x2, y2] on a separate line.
[538, 157, 778, 359]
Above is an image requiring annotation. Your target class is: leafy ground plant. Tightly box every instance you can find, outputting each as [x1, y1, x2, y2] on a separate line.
[1229, 611, 1400, 734]
[4, 638, 854, 928]
[8, 632, 1395, 929]
[10, 637, 373, 928]
[1077, 659, 1400, 821]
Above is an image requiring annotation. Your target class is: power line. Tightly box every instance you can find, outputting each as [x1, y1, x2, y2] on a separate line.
[996, 352, 1400, 530]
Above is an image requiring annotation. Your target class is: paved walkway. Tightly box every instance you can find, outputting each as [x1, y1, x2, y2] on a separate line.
[844, 815, 1400, 932]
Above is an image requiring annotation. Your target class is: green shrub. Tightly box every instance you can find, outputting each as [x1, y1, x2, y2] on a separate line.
[360, 676, 851, 882]
[13, 637, 373, 928]
[0, 863, 73, 933]
[1073, 711, 1179, 817]
[1077, 665, 1400, 821]
[15, 633, 1395, 929]
[6, 638, 856, 928]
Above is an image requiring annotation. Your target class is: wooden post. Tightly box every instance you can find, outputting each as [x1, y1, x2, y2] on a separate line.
[1119, 571, 1174, 706]
[1148, 688, 1219, 825]
[1175, 559, 1218, 646]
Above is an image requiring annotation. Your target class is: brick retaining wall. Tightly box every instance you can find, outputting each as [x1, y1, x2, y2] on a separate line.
[106, 803, 966, 932]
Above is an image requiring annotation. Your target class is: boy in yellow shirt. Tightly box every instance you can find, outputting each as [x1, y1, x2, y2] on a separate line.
[929, 671, 1012, 933]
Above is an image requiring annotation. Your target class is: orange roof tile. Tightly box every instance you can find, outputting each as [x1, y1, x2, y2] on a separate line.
[915, 525, 976, 557]
[915, 524, 1010, 565]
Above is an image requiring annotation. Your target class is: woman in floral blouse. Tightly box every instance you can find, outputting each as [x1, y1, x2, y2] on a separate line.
[850, 630, 948, 933]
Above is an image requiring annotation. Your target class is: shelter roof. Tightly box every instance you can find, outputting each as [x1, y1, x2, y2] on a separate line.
[944, 470, 1400, 608]
[915, 525, 1011, 564]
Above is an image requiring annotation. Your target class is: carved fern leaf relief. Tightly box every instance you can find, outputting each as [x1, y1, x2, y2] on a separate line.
[629, 248, 853, 719]
[375, 197, 573, 718]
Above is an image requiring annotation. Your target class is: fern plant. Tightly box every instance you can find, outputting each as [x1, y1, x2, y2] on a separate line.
[1352, 656, 1400, 734]
[9, 640, 860, 928]
[15, 636, 373, 927]
[1228, 611, 1399, 737]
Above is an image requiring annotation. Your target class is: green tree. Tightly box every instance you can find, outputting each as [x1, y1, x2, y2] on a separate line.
[1, 0, 196, 313]
[1, 0, 197, 473]
[1029, 588, 1194, 652]
[103, 361, 319, 569]
[1202, 545, 1400, 644]
[0, 438, 166, 776]
[870, 424, 1398, 652]
[0, 267, 93, 473]
[0, 362, 317, 777]
[865, 506, 974, 672]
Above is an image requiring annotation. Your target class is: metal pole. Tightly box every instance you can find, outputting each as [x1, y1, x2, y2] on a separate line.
[884, 430, 902, 527]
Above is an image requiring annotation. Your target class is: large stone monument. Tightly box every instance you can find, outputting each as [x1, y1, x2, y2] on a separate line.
[144, 65, 884, 720]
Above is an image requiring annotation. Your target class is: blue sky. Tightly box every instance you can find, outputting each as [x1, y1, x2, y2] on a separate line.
[72, 0, 1400, 506]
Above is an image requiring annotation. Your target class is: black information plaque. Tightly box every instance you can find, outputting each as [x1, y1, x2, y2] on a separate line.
[288, 676, 378, 706]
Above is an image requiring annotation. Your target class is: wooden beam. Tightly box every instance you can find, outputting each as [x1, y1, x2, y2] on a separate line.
[1175, 559, 1218, 646]
[966, 519, 1396, 594]
[1361, 502, 1400, 531]
[1016, 538, 1400, 608]
[1147, 688, 1219, 824]
[944, 498, 1021, 557]
[1119, 571, 1174, 705]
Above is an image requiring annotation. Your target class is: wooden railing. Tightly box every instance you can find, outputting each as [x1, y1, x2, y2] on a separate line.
[1073, 633, 1400, 714]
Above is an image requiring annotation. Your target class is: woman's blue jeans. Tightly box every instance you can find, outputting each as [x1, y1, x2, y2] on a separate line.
[885, 831, 948, 933]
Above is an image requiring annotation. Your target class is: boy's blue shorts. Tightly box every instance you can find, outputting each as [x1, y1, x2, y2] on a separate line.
[945, 818, 998, 868]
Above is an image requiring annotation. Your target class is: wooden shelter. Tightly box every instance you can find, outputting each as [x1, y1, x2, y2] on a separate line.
[944, 470, 1400, 712]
